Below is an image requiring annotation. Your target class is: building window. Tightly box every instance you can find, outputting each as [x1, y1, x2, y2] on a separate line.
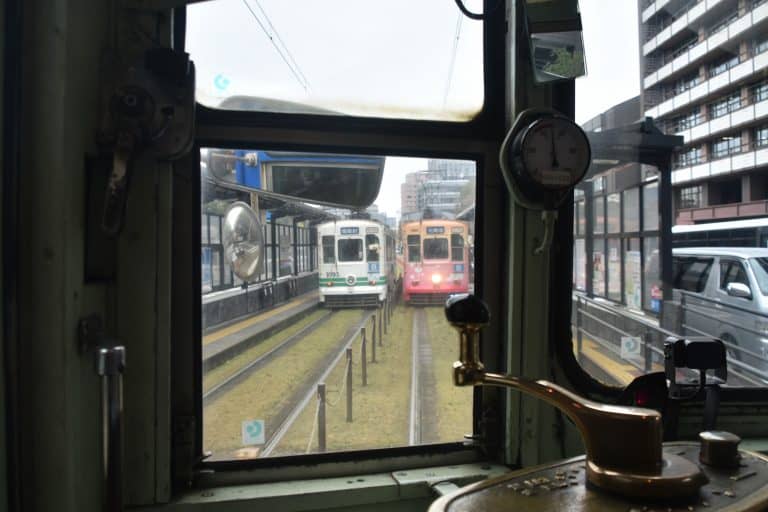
[754, 81, 768, 103]
[757, 126, 768, 147]
[678, 185, 702, 209]
[665, 73, 700, 99]
[755, 37, 768, 55]
[663, 36, 698, 64]
[675, 146, 703, 168]
[670, 109, 703, 131]
[709, 54, 740, 77]
[709, 93, 742, 119]
[711, 135, 743, 159]
[708, 11, 739, 35]
[710, 178, 742, 205]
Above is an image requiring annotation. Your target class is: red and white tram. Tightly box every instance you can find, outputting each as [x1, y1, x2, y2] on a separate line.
[401, 219, 470, 305]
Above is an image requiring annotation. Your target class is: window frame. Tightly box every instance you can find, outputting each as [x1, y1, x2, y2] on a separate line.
[191, 140, 495, 481]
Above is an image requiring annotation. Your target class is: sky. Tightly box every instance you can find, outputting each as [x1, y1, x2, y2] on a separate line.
[189, 0, 641, 219]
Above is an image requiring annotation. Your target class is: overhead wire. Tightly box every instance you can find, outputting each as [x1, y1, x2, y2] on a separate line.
[241, 0, 310, 92]
[251, 0, 311, 91]
[443, 13, 463, 108]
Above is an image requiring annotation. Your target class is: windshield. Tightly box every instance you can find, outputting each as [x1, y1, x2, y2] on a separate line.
[750, 258, 768, 296]
[424, 238, 449, 260]
[186, 0, 484, 120]
[201, 152, 476, 460]
[337, 239, 363, 262]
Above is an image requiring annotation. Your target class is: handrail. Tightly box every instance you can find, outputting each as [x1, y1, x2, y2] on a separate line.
[573, 293, 768, 385]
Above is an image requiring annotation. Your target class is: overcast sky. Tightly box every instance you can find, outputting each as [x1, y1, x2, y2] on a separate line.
[189, 0, 640, 218]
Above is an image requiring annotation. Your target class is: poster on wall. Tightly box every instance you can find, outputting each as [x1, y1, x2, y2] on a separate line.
[625, 251, 642, 309]
[592, 252, 605, 293]
[608, 245, 621, 298]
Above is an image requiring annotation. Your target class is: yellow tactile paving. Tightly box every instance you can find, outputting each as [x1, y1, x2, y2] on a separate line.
[203, 291, 319, 346]
[576, 337, 641, 386]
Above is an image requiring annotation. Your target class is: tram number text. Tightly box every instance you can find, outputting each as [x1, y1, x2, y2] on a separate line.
[325, 272, 339, 278]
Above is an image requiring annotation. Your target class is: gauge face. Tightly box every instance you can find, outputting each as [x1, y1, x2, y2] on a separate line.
[520, 116, 591, 190]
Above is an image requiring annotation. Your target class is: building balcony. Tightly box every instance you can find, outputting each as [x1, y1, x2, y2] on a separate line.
[642, 0, 672, 24]
[643, 2, 767, 88]
[676, 197, 768, 223]
[674, 97, 768, 144]
[645, 48, 768, 119]
[642, 0, 725, 57]
[671, 143, 768, 185]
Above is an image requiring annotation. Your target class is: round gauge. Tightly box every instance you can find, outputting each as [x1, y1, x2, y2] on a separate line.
[516, 115, 591, 190]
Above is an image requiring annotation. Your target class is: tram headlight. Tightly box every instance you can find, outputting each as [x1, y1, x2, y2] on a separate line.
[431, 273, 443, 285]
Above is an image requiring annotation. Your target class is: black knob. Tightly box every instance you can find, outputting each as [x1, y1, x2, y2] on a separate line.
[699, 430, 741, 468]
[445, 294, 490, 327]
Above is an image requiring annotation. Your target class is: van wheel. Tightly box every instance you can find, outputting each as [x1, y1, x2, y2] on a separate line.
[720, 333, 740, 362]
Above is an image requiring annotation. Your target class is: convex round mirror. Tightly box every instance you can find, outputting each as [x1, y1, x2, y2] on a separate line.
[222, 202, 265, 282]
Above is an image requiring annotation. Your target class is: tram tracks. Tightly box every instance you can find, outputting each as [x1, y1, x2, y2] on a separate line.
[409, 307, 439, 445]
[261, 310, 374, 456]
[203, 310, 336, 404]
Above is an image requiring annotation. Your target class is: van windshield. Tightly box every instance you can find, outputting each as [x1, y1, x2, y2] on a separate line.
[749, 258, 768, 295]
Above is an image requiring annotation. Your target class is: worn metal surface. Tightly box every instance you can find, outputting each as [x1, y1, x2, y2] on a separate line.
[431, 444, 768, 512]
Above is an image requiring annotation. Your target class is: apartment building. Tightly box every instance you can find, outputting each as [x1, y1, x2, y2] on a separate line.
[639, 0, 768, 225]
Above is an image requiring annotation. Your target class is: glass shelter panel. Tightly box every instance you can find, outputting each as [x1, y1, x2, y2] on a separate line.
[201, 150, 476, 459]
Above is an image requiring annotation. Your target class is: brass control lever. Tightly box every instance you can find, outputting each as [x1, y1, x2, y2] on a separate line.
[445, 294, 708, 499]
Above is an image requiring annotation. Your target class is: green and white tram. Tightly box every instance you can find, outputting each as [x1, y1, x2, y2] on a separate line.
[317, 219, 396, 308]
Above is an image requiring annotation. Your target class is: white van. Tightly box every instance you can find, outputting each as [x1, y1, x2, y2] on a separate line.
[672, 247, 768, 381]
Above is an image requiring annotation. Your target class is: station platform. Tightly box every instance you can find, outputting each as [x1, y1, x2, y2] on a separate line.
[576, 336, 651, 387]
[203, 290, 320, 372]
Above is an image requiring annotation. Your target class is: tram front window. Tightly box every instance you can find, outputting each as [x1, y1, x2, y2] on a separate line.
[424, 238, 449, 260]
[337, 239, 363, 262]
[201, 150, 476, 459]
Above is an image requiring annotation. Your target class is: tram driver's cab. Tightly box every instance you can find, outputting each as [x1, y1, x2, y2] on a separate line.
[5, 1, 768, 512]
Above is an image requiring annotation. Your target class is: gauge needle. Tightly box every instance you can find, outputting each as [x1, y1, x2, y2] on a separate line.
[550, 127, 559, 168]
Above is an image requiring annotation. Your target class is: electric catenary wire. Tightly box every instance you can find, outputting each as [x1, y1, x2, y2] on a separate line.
[251, 0, 311, 91]
[443, 13, 463, 108]
[241, 0, 310, 93]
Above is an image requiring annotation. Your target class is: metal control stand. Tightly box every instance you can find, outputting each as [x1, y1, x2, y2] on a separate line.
[96, 346, 126, 512]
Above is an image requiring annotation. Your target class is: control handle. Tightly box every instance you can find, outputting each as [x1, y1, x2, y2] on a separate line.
[444, 294, 707, 499]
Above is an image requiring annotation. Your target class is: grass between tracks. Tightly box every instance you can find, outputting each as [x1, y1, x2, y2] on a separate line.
[272, 306, 414, 456]
[203, 309, 363, 457]
[202, 310, 328, 394]
[424, 307, 473, 442]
